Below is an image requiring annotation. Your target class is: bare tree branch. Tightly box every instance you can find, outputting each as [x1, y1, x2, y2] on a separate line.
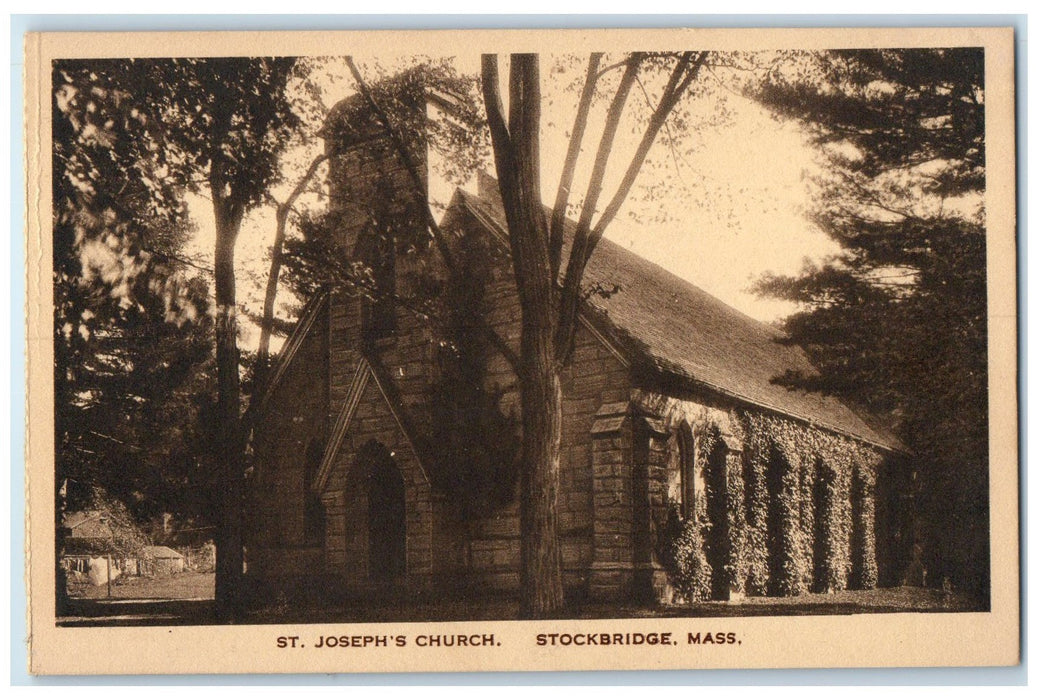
[633, 71, 688, 180]
[549, 53, 603, 279]
[255, 152, 328, 377]
[554, 52, 707, 359]
[482, 55, 522, 255]
[554, 52, 644, 359]
[585, 52, 707, 258]
[143, 247, 212, 274]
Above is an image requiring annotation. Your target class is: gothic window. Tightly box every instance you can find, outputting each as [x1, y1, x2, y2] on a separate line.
[668, 422, 696, 519]
[812, 457, 837, 593]
[705, 432, 730, 600]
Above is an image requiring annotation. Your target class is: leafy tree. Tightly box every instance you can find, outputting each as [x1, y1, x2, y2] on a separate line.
[130, 57, 302, 620]
[52, 60, 216, 541]
[53, 57, 305, 620]
[750, 49, 988, 602]
[52, 60, 222, 612]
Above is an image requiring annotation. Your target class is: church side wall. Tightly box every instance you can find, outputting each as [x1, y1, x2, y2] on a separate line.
[634, 389, 893, 601]
[433, 217, 632, 595]
[452, 322, 631, 595]
[247, 301, 330, 578]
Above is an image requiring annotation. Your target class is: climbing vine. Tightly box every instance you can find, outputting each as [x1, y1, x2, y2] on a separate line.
[426, 229, 520, 517]
[738, 410, 881, 595]
[659, 504, 712, 602]
[657, 403, 882, 601]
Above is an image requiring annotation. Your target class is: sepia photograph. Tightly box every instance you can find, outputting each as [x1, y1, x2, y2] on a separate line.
[23, 26, 1018, 674]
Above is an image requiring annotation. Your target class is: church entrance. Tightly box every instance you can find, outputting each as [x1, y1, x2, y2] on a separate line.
[363, 442, 407, 581]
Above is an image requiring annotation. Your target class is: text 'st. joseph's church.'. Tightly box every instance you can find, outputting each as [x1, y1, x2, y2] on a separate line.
[246, 76, 911, 607]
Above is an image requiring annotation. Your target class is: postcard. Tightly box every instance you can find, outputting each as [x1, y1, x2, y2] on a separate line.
[23, 25, 1018, 674]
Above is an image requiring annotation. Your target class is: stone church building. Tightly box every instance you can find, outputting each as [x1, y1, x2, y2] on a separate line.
[246, 80, 912, 608]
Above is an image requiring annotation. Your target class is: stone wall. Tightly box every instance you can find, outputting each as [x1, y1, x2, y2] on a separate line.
[324, 90, 428, 275]
[247, 300, 330, 577]
[307, 257, 630, 597]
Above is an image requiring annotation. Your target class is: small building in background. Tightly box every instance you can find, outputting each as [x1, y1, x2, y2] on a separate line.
[139, 545, 186, 577]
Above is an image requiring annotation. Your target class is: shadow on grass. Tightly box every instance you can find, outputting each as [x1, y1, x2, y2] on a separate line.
[57, 585, 978, 627]
[59, 597, 215, 627]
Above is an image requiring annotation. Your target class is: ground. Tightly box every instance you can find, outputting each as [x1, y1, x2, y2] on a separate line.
[68, 570, 215, 600]
[61, 571, 215, 627]
[59, 573, 978, 627]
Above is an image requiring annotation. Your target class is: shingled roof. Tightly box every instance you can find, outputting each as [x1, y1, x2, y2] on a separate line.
[450, 178, 898, 451]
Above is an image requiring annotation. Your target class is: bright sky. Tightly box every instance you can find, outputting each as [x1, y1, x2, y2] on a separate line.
[183, 54, 840, 351]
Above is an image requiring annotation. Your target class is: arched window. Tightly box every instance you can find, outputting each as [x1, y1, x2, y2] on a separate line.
[766, 442, 798, 596]
[704, 431, 730, 600]
[667, 422, 696, 519]
[812, 457, 837, 593]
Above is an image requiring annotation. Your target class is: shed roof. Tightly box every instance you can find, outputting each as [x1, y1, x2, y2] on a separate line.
[143, 545, 184, 560]
[450, 179, 898, 451]
[61, 511, 109, 539]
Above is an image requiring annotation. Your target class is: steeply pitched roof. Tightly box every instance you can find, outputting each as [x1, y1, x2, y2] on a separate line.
[450, 181, 898, 451]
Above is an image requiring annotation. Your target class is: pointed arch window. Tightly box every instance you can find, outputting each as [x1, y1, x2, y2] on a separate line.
[668, 422, 697, 519]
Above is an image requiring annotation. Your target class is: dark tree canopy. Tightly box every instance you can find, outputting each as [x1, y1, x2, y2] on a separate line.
[53, 60, 216, 526]
[750, 49, 988, 601]
[52, 56, 307, 619]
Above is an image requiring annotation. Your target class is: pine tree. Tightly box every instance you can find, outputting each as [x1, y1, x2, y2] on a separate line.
[751, 49, 988, 603]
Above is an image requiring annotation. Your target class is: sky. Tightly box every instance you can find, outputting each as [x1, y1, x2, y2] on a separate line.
[182, 53, 841, 351]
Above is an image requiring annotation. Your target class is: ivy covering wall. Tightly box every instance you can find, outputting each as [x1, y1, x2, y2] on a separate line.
[657, 402, 884, 600]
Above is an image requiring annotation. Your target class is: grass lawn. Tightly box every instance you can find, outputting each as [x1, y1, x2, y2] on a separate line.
[246, 585, 977, 625]
[68, 570, 215, 601]
[60, 575, 977, 627]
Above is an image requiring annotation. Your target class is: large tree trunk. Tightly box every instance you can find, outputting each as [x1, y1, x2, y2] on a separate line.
[213, 200, 244, 623]
[480, 52, 701, 617]
[517, 320, 565, 618]
[483, 54, 568, 618]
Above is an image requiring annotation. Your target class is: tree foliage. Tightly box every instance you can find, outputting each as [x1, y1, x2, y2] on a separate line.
[52, 57, 306, 619]
[750, 49, 988, 601]
[52, 60, 216, 526]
